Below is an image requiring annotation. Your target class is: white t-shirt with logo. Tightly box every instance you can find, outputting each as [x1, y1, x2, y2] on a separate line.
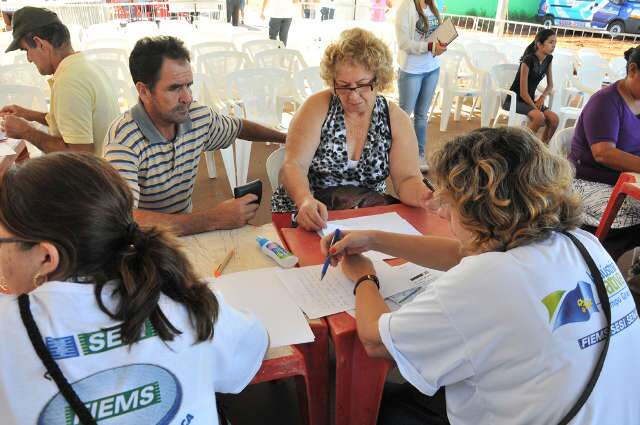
[0, 282, 268, 425]
[399, 7, 441, 74]
[379, 229, 640, 425]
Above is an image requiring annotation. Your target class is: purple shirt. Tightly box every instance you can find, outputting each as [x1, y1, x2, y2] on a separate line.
[569, 83, 640, 186]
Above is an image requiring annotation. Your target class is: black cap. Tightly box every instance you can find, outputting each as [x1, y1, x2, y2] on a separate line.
[5, 7, 63, 53]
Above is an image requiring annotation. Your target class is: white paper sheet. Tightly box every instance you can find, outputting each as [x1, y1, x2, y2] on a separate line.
[318, 212, 423, 260]
[208, 268, 315, 348]
[0, 142, 14, 156]
[276, 261, 440, 319]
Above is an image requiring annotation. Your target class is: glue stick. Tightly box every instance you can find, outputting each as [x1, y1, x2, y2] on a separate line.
[256, 237, 298, 268]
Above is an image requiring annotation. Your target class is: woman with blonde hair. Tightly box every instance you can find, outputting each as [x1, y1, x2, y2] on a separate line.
[271, 27, 432, 231]
[395, 0, 446, 168]
[322, 127, 640, 424]
[0, 153, 267, 425]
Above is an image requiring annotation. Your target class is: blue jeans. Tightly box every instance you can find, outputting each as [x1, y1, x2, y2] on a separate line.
[397, 68, 440, 158]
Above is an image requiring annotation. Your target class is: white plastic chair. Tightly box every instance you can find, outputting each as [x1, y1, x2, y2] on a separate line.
[242, 39, 284, 61]
[90, 59, 131, 83]
[549, 126, 575, 158]
[196, 51, 253, 103]
[254, 48, 308, 74]
[83, 48, 129, 65]
[558, 65, 608, 129]
[609, 57, 628, 81]
[0, 64, 49, 94]
[490, 64, 530, 127]
[293, 66, 325, 104]
[0, 84, 47, 111]
[125, 21, 158, 40]
[83, 37, 130, 52]
[465, 50, 508, 127]
[266, 146, 287, 190]
[227, 68, 290, 185]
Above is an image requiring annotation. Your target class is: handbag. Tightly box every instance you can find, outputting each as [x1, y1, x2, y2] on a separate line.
[558, 231, 612, 425]
[314, 185, 399, 210]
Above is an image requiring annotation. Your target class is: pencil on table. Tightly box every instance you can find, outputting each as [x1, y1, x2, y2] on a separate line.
[214, 248, 235, 277]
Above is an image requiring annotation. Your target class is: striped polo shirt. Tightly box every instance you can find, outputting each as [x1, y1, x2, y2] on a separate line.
[104, 101, 242, 213]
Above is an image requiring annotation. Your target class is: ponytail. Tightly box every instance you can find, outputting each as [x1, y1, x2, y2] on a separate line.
[624, 45, 640, 75]
[96, 224, 219, 346]
[521, 28, 556, 63]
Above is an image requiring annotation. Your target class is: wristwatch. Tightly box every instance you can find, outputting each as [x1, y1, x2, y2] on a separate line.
[353, 274, 380, 295]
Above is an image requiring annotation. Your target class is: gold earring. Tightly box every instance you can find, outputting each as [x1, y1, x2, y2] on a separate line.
[0, 276, 8, 293]
[32, 273, 48, 289]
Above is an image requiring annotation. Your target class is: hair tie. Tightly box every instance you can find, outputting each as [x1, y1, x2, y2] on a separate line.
[126, 222, 140, 247]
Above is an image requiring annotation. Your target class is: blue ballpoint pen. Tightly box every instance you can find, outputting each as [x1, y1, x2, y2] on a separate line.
[320, 228, 342, 280]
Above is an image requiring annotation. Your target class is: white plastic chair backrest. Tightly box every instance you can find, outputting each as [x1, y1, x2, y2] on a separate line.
[67, 24, 84, 49]
[575, 65, 608, 94]
[226, 68, 289, 126]
[503, 44, 525, 64]
[553, 52, 579, 70]
[579, 55, 610, 71]
[158, 20, 194, 37]
[0, 64, 48, 92]
[242, 39, 284, 61]
[470, 51, 507, 74]
[609, 57, 627, 81]
[294, 66, 324, 100]
[254, 48, 308, 74]
[110, 80, 138, 113]
[549, 126, 575, 158]
[465, 42, 497, 55]
[90, 59, 131, 82]
[490, 64, 519, 103]
[438, 52, 463, 90]
[83, 48, 129, 65]
[84, 22, 121, 42]
[198, 51, 253, 99]
[266, 146, 287, 190]
[191, 26, 233, 43]
[0, 84, 47, 111]
[11, 51, 29, 65]
[233, 32, 268, 51]
[192, 42, 238, 70]
[83, 37, 130, 52]
[125, 21, 158, 39]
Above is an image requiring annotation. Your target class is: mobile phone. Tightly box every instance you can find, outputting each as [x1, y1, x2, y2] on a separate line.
[233, 179, 262, 205]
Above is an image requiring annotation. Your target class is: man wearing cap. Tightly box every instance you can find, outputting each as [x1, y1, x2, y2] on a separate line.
[0, 7, 119, 155]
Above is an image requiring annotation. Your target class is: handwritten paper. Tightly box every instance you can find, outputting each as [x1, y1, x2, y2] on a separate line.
[209, 268, 315, 348]
[275, 261, 441, 319]
[318, 212, 423, 260]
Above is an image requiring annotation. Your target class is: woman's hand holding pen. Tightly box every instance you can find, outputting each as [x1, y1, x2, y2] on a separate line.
[321, 230, 377, 281]
[320, 230, 376, 266]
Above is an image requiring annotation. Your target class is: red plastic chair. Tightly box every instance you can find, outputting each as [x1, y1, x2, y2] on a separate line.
[251, 320, 329, 425]
[595, 172, 640, 241]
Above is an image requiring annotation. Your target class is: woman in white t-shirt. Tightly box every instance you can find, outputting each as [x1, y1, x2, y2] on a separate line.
[0, 153, 268, 425]
[395, 0, 446, 169]
[322, 127, 640, 425]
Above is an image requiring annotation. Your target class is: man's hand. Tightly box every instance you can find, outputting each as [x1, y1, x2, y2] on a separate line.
[0, 104, 32, 120]
[297, 196, 328, 231]
[1, 115, 32, 139]
[211, 194, 259, 229]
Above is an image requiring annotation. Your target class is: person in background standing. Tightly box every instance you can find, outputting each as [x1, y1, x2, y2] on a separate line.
[505, 29, 559, 143]
[371, 0, 392, 22]
[395, 0, 445, 171]
[261, 0, 297, 47]
[226, 0, 241, 26]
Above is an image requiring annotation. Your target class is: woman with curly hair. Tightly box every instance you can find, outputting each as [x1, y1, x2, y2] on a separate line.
[321, 127, 640, 424]
[271, 27, 432, 231]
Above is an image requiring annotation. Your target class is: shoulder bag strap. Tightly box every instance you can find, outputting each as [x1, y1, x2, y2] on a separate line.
[558, 231, 612, 425]
[18, 294, 97, 425]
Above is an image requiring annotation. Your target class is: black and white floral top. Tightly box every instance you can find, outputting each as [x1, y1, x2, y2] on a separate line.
[271, 95, 393, 212]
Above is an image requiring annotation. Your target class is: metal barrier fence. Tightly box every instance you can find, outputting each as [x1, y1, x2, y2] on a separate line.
[3, 1, 639, 45]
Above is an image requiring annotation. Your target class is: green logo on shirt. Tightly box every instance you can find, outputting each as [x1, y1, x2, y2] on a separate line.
[77, 321, 157, 356]
[64, 381, 161, 425]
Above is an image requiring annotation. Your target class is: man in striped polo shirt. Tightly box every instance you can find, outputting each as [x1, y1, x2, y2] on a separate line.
[105, 36, 286, 235]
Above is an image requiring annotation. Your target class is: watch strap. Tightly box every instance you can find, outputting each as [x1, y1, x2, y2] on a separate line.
[353, 274, 380, 295]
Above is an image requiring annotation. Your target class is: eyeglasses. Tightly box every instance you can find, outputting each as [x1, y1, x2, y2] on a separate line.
[0, 237, 36, 246]
[333, 79, 376, 96]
